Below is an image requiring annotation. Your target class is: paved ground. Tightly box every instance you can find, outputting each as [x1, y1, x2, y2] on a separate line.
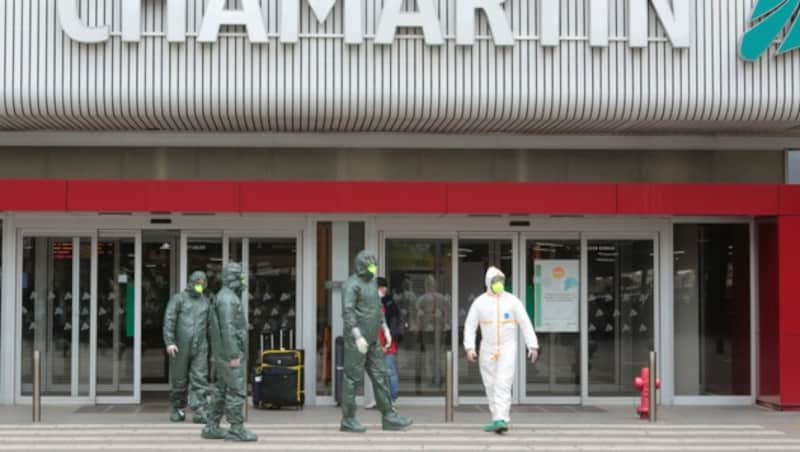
[2, 404, 800, 451]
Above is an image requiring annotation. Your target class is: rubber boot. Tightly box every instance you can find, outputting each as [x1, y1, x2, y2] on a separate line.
[382, 411, 413, 431]
[493, 420, 509, 435]
[169, 408, 185, 423]
[340, 417, 367, 433]
[225, 424, 258, 442]
[201, 422, 227, 440]
[192, 410, 208, 424]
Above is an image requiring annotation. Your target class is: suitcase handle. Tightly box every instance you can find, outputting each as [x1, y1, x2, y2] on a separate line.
[260, 329, 294, 353]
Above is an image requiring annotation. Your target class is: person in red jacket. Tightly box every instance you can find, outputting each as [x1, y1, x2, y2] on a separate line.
[378, 277, 400, 401]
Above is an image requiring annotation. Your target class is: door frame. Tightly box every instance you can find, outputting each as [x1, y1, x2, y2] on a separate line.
[140, 231, 180, 393]
[223, 231, 305, 379]
[518, 232, 583, 405]
[669, 217, 758, 406]
[95, 230, 142, 405]
[378, 231, 457, 405]
[580, 231, 660, 406]
[454, 233, 518, 406]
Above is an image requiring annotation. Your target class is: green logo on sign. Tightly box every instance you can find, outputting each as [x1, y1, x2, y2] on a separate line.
[741, 0, 800, 61]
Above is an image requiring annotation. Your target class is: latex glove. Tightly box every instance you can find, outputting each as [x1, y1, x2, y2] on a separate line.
[230, 358, 241, 369]
[352, 328, 369, 354]
[355, 337, 369, 354]
[528, 348, 539, 364]
[382, 325, 392, 351]
[166, 345, 178, 358]
[466, 350, 478, 363]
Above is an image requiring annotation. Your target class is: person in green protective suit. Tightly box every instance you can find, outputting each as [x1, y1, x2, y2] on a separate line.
[340, 250, 413, 433]
[163, 271, 210, 424]
[202, 262, 258, 442]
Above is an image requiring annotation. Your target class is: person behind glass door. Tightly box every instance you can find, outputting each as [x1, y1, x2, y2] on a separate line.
[377, 277, 402, 402]
[416, 275, 449, 388]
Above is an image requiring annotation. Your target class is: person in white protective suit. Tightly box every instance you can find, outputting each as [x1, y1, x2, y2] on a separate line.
[463, 266, 539, 434]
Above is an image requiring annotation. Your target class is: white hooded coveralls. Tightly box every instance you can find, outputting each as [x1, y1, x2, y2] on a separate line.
[463, 267, 539, 423]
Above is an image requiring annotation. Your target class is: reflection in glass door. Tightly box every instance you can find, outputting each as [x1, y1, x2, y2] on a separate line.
[525, 239, 581, 399]
[384, 238, 453, 397]
[587, 239, 655, 396]
[96, 234, 140, 401]
[457, 239, 513, 399]
[229, 237, 298, 370]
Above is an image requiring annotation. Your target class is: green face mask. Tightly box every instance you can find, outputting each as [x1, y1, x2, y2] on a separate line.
[367, 263, 377, 275]
[491, 282, 504, 295]
[194, 284, 204, 294]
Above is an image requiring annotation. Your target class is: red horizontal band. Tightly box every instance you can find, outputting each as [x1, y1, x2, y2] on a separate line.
[0, 180, 795, 215]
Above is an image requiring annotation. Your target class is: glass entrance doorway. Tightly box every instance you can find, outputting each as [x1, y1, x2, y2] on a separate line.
[141, 232, 178, 388]
[523, 238, 582, 402]
[586, 239, 656, 397]
[140, 232, 299, 394]
[16, 227, 301, 404]
[18, 232, 142, 403]
[383, 238, 453, 397]
[96, 233, 140, 402]
[457, 238, 513, 399]
[379, 230, 658, 405]
[19, 236, 92, 397]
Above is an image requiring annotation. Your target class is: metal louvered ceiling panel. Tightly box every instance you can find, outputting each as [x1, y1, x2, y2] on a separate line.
[1, 0, 798, 134]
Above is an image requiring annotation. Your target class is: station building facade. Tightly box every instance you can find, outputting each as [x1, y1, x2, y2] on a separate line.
[1, 0, 800, 410]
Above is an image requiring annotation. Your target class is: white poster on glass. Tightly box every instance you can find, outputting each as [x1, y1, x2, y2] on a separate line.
[533, 260, 580, 333]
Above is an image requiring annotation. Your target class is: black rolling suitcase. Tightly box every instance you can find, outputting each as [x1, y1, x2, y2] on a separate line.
[252, 329, 305, 410]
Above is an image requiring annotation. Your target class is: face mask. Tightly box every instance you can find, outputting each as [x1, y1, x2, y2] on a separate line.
[194, 284, 204, 294]
[491, 282, 504, 295]
[378, 288, 387, 298]
[367, 263, 377, 275]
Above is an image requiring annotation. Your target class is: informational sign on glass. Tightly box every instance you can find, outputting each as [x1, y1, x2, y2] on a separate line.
[533, 260, 580, 333]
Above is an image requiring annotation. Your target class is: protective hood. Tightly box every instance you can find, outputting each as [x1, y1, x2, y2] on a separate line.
[354, 250, 377, 280]
[222, 262, 243, 289]
[424, 274, 438, 292]
[187, 271, 207, 297]
[189, 271, 207, 286]
[485, 266, 505, 292]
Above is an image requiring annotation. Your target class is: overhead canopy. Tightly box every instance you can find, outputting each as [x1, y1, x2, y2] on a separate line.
[1, 0, 798, 134]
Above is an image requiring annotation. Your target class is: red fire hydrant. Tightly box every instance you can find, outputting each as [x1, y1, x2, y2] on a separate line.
[634, 367, 660, 420]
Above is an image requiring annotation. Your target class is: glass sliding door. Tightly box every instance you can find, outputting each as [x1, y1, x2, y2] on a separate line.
[384, 238, 453, 397]
[586, 239, 656, 397]
[19, 235, 93, 399]
[141, 232, 178, 386]
[229, 237, 298, 371]
[78, 238, 92, 397]
[96, 233, 140, 402]
[456, 238, 513, 400]
[524, 239, 581, 399]
[673, 224, 751, 397]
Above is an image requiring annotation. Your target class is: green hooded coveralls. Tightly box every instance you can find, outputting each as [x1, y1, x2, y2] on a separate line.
[340, 250, 412, 433]
[163, 271, 210, 420]
[204, 263, 257, 442]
